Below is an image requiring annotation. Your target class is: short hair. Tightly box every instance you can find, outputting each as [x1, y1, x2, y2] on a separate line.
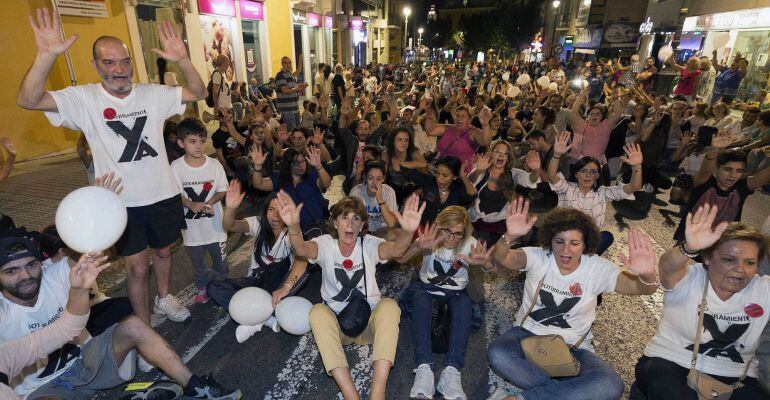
[292, 127, 311, 138]
[436, 156, 461, 177]
[536, 106, 556, 127]
[434, 206, 473, 249]
[701, 223, 768, 265]
[362, 145, 382, 159]
[327, 197, 368, 238]
[716, 149, 748, 168]
[362, 160, 386, 178]
[38, 225, 65, 259]
[92, 36, 126, 59]
[537, 208, 600, 255]
[176, 118, 207, 140]
[525, 130, 547, 142]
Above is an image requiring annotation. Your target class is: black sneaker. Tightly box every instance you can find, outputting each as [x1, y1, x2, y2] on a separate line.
[119, 381, 182, 400]
[184, 374, 243, 399]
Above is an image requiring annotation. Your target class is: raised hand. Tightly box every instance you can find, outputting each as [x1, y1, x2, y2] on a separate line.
[69, 252, 110, 291]
[681, 131, 694, 146]
[457, 241, 495, 267]
[620, 143, 643, 166]
[475, 152, 492, 171]
[684, 204, 728, 252]
[711, 130, 732, 149]
[619, 228, 656, 278]
[276, 190, 302, 228]
[391, 193, 426, 233]
[277, 124, 289, 143]
[525, 150, 542, 171]
[225, 179, 245, 209]
[250, 144, 266, 167]
[1, 138, 17, 156]
[478, 107, 492, 126]
[29, 8, 78, 56]
[553, 131, 573, 156]
[93, 171, 124, 195]
[312, 126, 324, 145]
[305, 146, 322, 169]
[416, 222, 443, 250]
[151, 20, 189, 63]
[504, 197, 538, 239]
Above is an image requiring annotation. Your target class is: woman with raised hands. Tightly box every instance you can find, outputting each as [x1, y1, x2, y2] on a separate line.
[487, 198, 659, 400]
[630, 204, 770, 400]
[275, 191, 426, 400]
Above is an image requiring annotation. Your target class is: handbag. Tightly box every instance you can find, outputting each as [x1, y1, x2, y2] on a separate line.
[335, 237, 372, 337]
[686, 277, 752, 400]
[518, 275, 590, 378]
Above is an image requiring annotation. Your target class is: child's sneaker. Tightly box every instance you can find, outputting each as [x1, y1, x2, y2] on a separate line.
[195, 288, 210, 304]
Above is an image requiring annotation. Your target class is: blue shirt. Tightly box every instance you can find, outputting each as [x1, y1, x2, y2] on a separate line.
[713, 69, 743, 96]
[271, 169, 329, 229]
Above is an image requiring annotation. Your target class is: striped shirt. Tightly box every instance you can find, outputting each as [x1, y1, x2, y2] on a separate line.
[275, 70, 300, 113]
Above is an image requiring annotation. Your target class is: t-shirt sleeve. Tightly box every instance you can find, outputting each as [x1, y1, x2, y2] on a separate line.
[365, 234, 386, 265]
[309, 235, 333, 266]
[589, 256, 622, 294]
[512, 168, 538, 188]
[600, 182, 635, 201]
[384, 186, 398, 211]
[737, 178, 754, 196]
[213, 159, 228, 192]
[245, 216, 261, 237]
[44, 86, 86, 130]
[521, 246, 548, 274]
[275, 72, 288, 90]
[154, 85, 186, 119]
[212, 71, 224, 87]
[549, 174, 570, 193]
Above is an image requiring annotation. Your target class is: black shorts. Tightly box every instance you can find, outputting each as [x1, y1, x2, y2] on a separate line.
[114, 195, 185, 257]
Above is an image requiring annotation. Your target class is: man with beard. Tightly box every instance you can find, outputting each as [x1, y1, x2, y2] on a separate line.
[17, 9, 207, 338]
[0, 230, 242, 399]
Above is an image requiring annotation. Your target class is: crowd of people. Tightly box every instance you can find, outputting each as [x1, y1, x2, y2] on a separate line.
[2, 7, 770, 400]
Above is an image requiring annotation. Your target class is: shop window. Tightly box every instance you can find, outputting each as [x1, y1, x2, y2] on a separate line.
[242, 20, 265, 83]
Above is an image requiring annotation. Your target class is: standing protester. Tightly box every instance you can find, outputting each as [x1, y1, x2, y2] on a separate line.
[17, 10, 207, 329]
[711, 51, 748, 104]
[275, 56, 308, 132]
[211, 55, 232, 110]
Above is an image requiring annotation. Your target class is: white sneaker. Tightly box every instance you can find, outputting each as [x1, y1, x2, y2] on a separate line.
[409, 363, 434, 399]
[235, 323, 263, 343]
[487, 387, 514, 400]
[436, 366, 466, 400]
[642, 183, 655, 193]
[265, 316, 280, 333]
[153, 294, 191, 322]
[136, 353, 155, 373]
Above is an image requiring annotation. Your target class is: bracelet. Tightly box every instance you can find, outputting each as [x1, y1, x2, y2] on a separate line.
[283, 283, 293, 288]
[678, 241, 699, 259]
[632, 167, 642, 172]
[638, 275, 660, 286]
[288, 229, 302, 236]
[501, 233, 518, 247]
[378, 202, 386, 206]
[552, 155, 561, 160]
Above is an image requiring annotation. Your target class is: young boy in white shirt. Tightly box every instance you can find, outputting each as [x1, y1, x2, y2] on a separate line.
[171, 118, 229, 303]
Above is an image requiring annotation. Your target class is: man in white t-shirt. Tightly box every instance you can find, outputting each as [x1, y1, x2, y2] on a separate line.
[17, 10, 207, 326]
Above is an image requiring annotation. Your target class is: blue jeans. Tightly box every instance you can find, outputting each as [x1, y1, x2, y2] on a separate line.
[282, 110, 301, 133]
[487, 326, 624, 400]
[597, 231, 614, 256]
[410, 283, 473, 369]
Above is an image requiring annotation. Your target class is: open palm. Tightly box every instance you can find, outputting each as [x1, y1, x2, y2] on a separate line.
[392, 194, 426, 233]
[151, 20, 188, 62]
[276, 190, 302, 228]
[69, 252, 110, 291]
[225, 179, 245, 209]
[458, 241, 494, 267]
[619, 229, 656, 277]
[553, 131, 572, 155]
[685, 204, 728, 252]
[30, 8, 78, 55]
[505, 197, 537, 238]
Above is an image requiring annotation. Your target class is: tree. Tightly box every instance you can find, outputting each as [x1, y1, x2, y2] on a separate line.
[459, 0, 543, 55]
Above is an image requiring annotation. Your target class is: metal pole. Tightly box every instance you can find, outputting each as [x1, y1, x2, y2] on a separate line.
[404, 18, 408, 57]
[50, 0, 77, 85]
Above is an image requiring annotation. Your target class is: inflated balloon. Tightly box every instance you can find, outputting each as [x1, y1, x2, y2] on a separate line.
[502, 72, 510, 82]
[55, 186, 127, 253]
[515, 73, 531, 86]
[507, 85, 521, 98]
[536, 75, 551, 89]
[275, 296, 313, 335]
[229, 287, 274, 326]
[712, 33, 730, 50]
[657, 45, 674, 62]
[549, 82, 559, 91]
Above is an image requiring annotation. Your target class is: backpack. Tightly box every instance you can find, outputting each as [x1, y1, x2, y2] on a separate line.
[205, 70, 224, 107]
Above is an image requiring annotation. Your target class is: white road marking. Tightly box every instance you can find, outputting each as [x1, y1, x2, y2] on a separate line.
[181, 313, 232, 363]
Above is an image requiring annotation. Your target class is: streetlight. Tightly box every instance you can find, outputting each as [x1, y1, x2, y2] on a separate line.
[551, 0, 561, 58]
[403, 6, 411, 55]
[583, 0, 591, 6]
[418, 27, 424, 47]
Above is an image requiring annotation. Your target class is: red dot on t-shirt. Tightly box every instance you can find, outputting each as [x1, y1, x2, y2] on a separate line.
[745, 303, 764, 318]
[103, 108, 117, 120]
[342, 259, 353, 270]
[203, 181, 213, 191]
[569, 282, 583, 296]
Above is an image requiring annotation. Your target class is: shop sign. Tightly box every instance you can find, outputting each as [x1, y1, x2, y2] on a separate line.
[239, 0, 263, 21]
[198, 0, 236, 17]
[639, 17, 654, 34]
[55, 0, 107, 18]
[307, 12, 320, 27]
[683, 7, 770, 31]
[350, 16, 364, 30]
[293, 10, 307, 24]
[564, 35, 574, 44]
[353, 29, 367, 44]
[574, 27, 602, 48]
[604, 24, 639, 43]
[324, 15, 334, 28]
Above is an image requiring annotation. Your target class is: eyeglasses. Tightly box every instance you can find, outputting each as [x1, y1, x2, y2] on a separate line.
[492, 150, 509, 156]
[292, 159, 306, 166]
[577, 169, 599, 176]
[440, 228, 465, 239]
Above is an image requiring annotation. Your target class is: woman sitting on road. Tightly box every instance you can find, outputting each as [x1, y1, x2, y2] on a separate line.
[398, 206, 492, 400]
[275, 193, 426, 400]
[567, 87, 628, 165]
[383, 128, 428, 205]
[429, 105, 494, 174]
[547, 132, 643, 255]
[487, 200, 659, 400]
[416, 155, 477, 224]
[208, 182, 308, 342]
[630, 204, 770, 400]
[350, 161, 399, 240]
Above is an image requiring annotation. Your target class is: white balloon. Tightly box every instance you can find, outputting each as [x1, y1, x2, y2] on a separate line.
[275, 296, 313, 335]
[712, 33, 730, 50]
[229, 287, 274, 326]
[657, 45, 674, 62]
[502, 71, 510, 82]
[507, 85, 521, 98]
[55, 186, 127, 253]
[549, 82, 559, 91]
[515, 73, 531, 85]
[536, 75, 551, 89]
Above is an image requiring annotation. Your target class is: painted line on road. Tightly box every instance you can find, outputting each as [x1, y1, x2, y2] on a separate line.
[181, 312, 232, 363]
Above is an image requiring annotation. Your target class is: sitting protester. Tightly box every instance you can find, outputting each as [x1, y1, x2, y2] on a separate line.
[417, 155, 477, 224]
[350, 161, 400, 239]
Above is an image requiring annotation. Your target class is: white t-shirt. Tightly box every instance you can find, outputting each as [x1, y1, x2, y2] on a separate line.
[349, 141, 366, 178]
[171, 156, 228, 246]
[418, 237, 477, 291]
[211, 70, 232, 109]
[244, 216, 294, 277]
[0, 259, 80, 397]
[350, 183, 397, 233]
[364, 76, 377, 94]
[45, 83, 185, 207]
[514, 247, 621, 350]
[645, 265, 770, 378]
[310, 234, 385, 313]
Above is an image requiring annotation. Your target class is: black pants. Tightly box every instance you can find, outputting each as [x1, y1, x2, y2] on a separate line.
[631, 355, 769, 400]
[87, 297, 133, 337]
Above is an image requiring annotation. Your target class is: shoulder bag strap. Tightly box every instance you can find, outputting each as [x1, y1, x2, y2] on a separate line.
[519, 274, 546, 324]
[690, 275, 710, 370]
[360, 236, 368, 298]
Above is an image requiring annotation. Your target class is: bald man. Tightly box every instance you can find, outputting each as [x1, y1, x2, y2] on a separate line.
[18, 10, 208, 332]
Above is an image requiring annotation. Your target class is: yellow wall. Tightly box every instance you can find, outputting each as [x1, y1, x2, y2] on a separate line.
[0, 0, 134, 161]
[264, 0, 293, 75]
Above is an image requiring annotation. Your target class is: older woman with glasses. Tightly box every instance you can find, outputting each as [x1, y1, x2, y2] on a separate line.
[547, 132, 643, 255]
